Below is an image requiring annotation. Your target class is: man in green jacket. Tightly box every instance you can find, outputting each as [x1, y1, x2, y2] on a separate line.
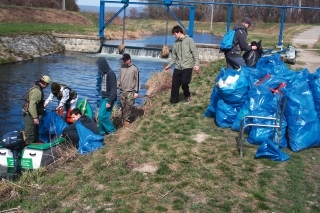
[165, 25, 200, 104]
[22, 75, 50, 143]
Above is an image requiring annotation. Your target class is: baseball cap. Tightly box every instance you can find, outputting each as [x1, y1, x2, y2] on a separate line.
[120, 53, 131, 61]
[242, 17, 252, 26]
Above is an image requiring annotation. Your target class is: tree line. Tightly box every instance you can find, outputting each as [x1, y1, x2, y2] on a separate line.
[129, 0, 320, 24]
[2, 0, 320, 24]
[0, 0, 79, 12]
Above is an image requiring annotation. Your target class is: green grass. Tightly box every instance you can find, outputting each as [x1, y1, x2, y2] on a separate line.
[1, 57, 319, 212]
[0, 22, 98, 35]
[1, 11, 320, 212]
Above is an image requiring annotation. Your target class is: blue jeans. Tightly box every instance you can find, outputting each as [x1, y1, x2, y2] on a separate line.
[225, 54, 246, 70]
[98, 98, 116, 135]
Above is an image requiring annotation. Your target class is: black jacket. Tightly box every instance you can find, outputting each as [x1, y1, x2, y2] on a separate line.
[62, 115, 99, 145]
[96, 57, 117, 105]
[226, 23, 252, 57]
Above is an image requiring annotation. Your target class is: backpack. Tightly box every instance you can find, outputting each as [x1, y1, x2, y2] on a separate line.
[220, 29, 236, 52]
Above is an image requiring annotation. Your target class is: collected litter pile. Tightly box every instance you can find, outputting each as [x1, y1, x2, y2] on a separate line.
[204, 54, 320, 161]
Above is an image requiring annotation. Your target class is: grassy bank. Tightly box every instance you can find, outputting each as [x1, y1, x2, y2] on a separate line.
[1, 6, 320, 212]
[1, 58, 320, 212]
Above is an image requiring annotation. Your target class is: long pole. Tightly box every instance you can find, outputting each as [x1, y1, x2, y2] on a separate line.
[210, 0, 214, 31]
[62, 0, 65, 10]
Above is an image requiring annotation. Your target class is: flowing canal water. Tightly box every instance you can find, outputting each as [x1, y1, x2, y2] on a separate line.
[0, 32, 221, 136]
[0, 51, 169, 136]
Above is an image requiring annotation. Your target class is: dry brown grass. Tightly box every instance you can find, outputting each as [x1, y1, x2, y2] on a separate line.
[0, 5, 92, 25]
[145, 71, 172, 97]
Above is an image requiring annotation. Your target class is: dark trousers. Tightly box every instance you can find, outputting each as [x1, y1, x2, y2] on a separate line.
[170, 68, 192, 103]
[225, 54, 246, 70]
[23, 113, 39, 143]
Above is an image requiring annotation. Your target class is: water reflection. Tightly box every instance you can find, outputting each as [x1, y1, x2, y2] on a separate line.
[0, 52, 169, 136]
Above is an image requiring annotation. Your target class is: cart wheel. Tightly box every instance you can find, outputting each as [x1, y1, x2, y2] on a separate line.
[291, 51, 297, 65]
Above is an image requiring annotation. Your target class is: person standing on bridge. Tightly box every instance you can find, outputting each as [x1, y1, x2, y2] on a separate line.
[165, 25, 199, 104]
[224, 17, 257, 70]
[118, 53, 140, 128]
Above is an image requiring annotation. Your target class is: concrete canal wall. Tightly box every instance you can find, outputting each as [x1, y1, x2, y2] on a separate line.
[53, 34, 224, 62]
[0, 33, 224, 64]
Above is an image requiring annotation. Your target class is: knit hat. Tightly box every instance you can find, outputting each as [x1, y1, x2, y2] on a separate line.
[51, 82, 60, 94]
[242, 17, 252, 26]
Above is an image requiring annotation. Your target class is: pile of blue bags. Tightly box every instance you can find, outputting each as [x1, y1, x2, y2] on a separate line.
[204, 54, 320, 161]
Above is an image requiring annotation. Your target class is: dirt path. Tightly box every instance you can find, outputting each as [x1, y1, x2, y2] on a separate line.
[290, 26, 320, 73]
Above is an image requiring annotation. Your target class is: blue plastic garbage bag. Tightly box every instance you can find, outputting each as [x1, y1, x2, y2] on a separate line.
[217, 68, 249, 104]
[204, 84, 219, 118]
[256, 54, 290, 76]
[204, 70, 224, 118]
[281, 70, 320, 151]
[216, 99, 240, 128]
[246, 90, 288, 148]
[308, 68, 320, 120]
[76, 121, 104, 154]
[255, 140, 290, 162]
[39, 111, 68, 143]
[241, 66, 267, 88]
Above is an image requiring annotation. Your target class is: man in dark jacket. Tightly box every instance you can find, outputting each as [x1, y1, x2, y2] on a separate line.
[225, 17, 257, 70]
[62, 108, 99, 147]
[96, 57, 117, 135]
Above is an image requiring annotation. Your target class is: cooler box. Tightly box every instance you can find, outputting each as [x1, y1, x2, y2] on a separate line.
[0, 137, 65, 170]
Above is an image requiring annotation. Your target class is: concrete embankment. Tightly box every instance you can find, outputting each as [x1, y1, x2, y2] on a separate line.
[0, 34, 64, 64]
[0, 34, 223, 64]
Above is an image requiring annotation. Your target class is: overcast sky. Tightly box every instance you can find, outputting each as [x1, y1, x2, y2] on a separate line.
[77, 0, 140, 7]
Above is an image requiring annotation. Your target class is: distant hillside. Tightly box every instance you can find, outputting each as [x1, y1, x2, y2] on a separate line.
[0, 5, 93, 25]
[78, 5, 144, 14]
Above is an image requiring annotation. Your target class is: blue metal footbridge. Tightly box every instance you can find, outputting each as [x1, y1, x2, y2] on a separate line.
[99, 0, 320, 50]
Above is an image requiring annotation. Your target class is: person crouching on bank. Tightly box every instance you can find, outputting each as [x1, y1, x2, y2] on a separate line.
[44, 82, 78, 120]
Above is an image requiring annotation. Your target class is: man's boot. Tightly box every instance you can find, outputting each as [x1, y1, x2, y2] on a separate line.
[123, 120, 131, 128]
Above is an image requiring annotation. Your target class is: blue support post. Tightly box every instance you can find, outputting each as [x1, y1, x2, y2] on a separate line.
[226, 4, 233, 32]
[188, 5, 195, 38]
[165, 5, 189, 35]
[99, 1, 105, 38]
[277, 7, 286, 48]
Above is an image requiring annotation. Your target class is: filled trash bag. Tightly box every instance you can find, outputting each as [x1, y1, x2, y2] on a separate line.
[216, 68, 249, 104]
[76, 121, 104, 154]
[216, 99, 240, 128]
[241, 66, 267, 88]
[246, 87, 288, 148]
[243, 40, 263, 67]
[281, 70, 320, 151]
[255, 140, 290, 162]
[39, 111, 68, 143]
[204, 70, 224, 118]
[256, 54, 290, 76]
[308, 68, 320, 120]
